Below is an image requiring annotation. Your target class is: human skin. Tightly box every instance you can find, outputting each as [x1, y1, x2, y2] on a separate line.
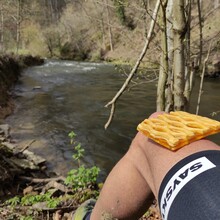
[90, 112, 220, 220]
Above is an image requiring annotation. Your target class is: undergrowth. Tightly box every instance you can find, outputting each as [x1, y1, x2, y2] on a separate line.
[4, 131, 101, 219]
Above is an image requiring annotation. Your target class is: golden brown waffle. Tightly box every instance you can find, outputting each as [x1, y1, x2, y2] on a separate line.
[137, 111, 220, 151]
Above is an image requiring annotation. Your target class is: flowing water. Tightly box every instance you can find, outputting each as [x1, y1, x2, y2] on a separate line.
[6, 60, 220, 179]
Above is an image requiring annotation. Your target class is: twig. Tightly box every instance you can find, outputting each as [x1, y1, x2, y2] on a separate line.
[196, 42, 212, 115]
[127, 77, 158, 91]
[104, 0, 161, 129]
[191, 5, 220, 30]
[197, 0, 203, 69]
[19, 139, 36, 154]
[19, 176, 66, 183]
[13, 205, 77, 213]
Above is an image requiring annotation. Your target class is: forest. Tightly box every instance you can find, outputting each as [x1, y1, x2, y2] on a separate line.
[0, 0, 219, 64]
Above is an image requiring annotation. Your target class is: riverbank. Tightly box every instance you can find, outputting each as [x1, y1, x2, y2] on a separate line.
[0, 54, 45, 193]
[0, 55, 44, 119]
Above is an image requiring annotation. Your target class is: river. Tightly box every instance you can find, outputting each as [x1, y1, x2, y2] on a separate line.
[6, 60, 220, 179]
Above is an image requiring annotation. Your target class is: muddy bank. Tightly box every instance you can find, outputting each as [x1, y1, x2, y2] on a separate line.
[0, 55, 44, 119]
[0, 124, 47, 198]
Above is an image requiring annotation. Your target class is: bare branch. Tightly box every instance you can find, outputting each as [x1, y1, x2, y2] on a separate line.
[191, 4, 220, 30]
[127, 77, 159, 91]
[197, 0, 203, 69]
[196, 42, 212, 115]
[19, 176, 66, 183]
[104, 0, 161, 129]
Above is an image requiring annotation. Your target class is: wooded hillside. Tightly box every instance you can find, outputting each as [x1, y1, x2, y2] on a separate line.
[0, 0, 219, 66]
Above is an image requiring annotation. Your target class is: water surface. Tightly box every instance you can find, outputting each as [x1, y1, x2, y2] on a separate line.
[6, 60, 220, 179]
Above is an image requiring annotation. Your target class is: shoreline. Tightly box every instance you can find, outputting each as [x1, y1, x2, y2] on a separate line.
[0, 55, 44, 121]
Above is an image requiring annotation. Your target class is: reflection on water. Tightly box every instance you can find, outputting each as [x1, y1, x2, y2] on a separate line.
[6, 60, 220, 179]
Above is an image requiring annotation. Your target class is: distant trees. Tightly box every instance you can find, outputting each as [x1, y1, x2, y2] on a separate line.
[0, 0, 218, 64]
[0, 0, 66, 55]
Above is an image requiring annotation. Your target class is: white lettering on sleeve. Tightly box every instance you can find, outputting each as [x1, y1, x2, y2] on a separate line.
[160, 157, 216, 220]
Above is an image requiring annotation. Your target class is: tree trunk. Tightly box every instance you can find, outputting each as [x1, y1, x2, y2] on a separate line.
[165, 0, 174, 112]
[0, 4, 4, 53]
[105, 0, 113, 51]
[157, 0, 175, 112]
[157, 1, 168, 111]
[16, 0, 21, 54]
[173, 0, 186, 110]
[92, 0, 106, 48]
[184, 0, 192, 109]
[197, 0, 203, 71]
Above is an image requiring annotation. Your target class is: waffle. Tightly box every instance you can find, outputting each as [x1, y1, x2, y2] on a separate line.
[137, 111, 220, 151]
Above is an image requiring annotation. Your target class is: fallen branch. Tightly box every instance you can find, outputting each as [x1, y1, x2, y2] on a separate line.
[19, 139, 36, 153]
[13, 205, 77, 213]
[19, 176, 66, 183]
[104, 0, 161, 129]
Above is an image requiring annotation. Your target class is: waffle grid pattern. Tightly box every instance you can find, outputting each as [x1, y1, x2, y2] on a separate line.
[137, 111, 220, 151]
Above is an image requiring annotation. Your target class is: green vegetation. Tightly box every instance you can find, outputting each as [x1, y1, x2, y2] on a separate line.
[5, 191, 60, 209]
[4, 131, 101, 217]
[65, 131, 100, 191]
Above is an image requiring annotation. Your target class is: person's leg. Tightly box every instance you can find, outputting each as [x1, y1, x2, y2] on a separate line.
[90, 112, 220, 219]
[90, 145, 154, 220]
[134, 127, 220, 197]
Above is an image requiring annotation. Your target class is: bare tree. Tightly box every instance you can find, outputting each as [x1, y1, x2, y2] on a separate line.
[105, 0, 161, 129]
[157, 0, 194, 112]
[172, 0, 187, 110]
[184, 0, 193, 110]
[105, 0, 113, 51]
[16, 0, 22, 53]
[0, 3, 4, 52]
[197, 0, 203, 71]
[156, 0, 169, 111]
[196, 43, 212, 114]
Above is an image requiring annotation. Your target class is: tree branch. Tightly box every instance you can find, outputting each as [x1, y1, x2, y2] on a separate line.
[196, 42, 212, 115]
[104, 0, 161, 129]
[19, 176, 66, 183]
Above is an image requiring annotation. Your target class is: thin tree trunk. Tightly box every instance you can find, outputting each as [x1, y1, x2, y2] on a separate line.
[105, 0, 113, 51]
[196, 43, 212, 115]
[197, 0, 203, 71]
[165, 0, 174, 112]
[184, 0, 192, 110]
[16, 0, 21, 54]
[49, 0, 54, 22]
[173, 0, 186, 110]
[93, 0, 106, 48]
[142, 0, 149, 36]
[157, 0, 168, 111]
[0, 4, 4, 53]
